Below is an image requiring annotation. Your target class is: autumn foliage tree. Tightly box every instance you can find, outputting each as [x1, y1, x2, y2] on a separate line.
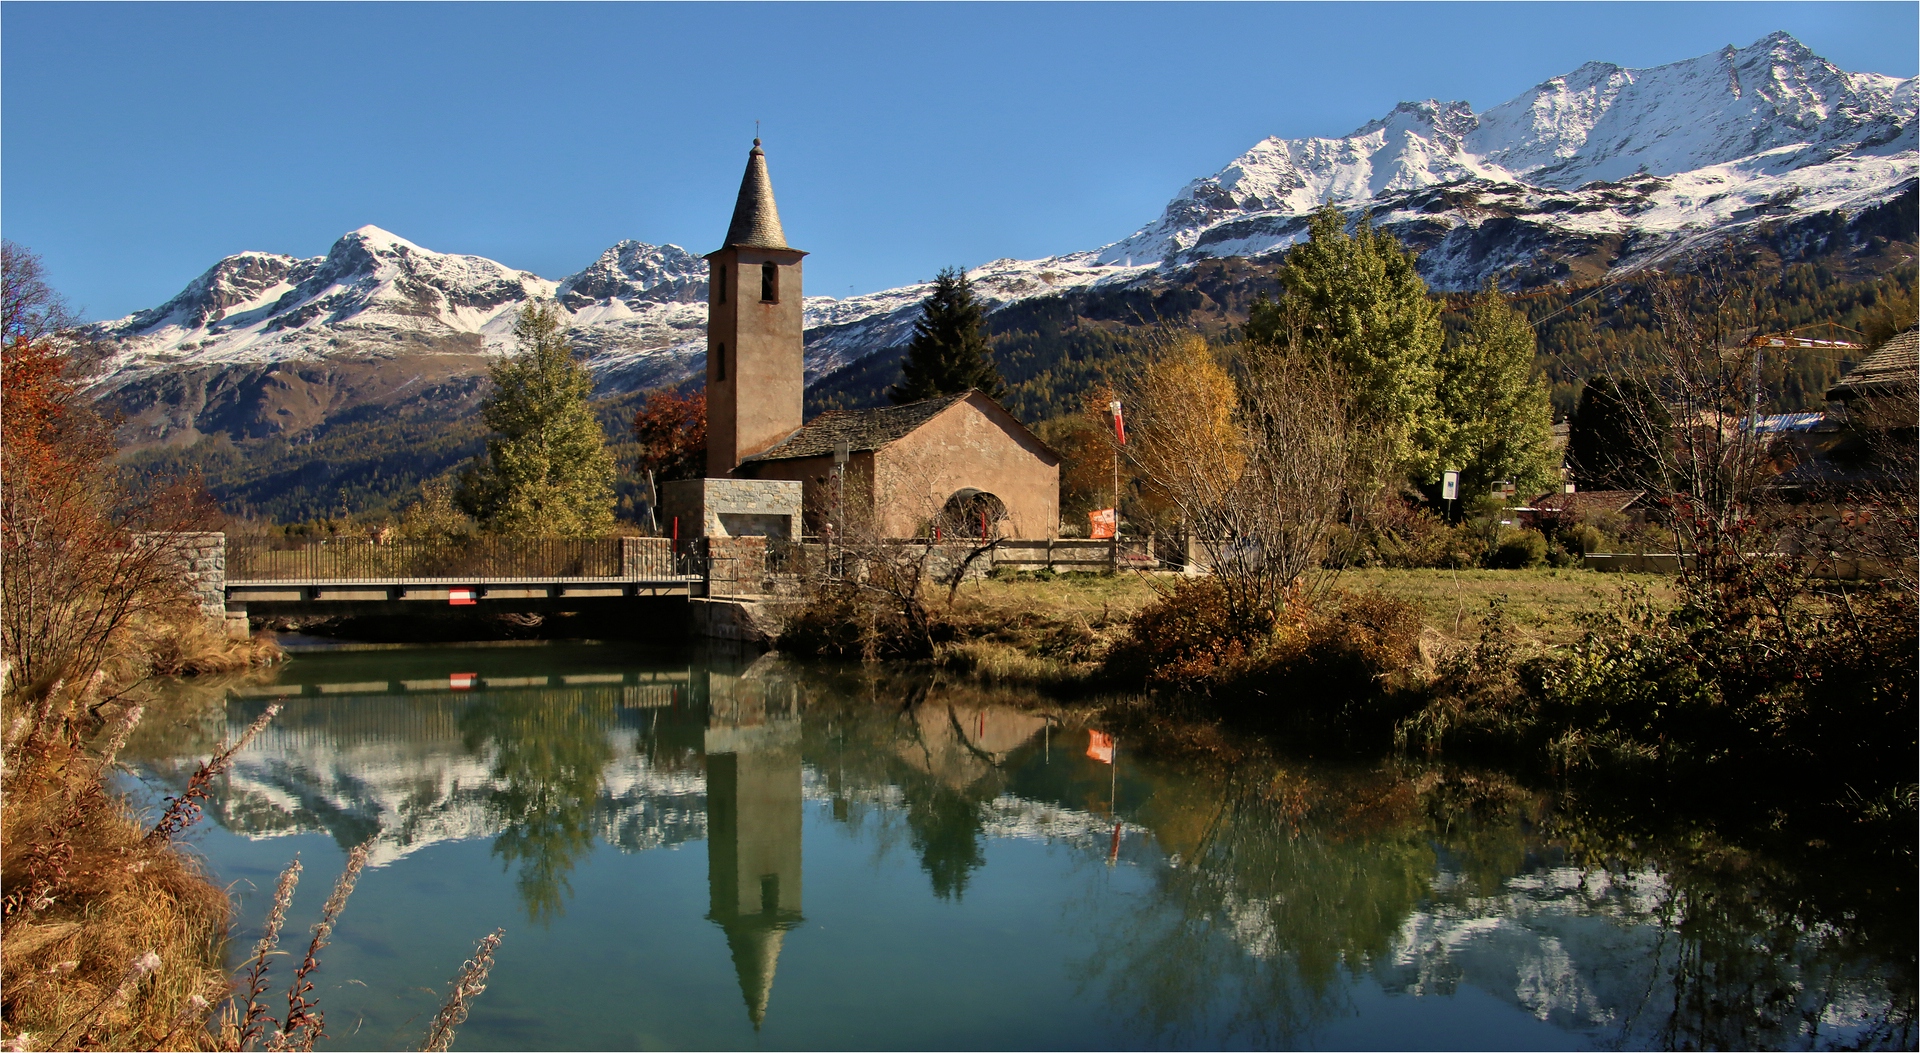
[2, 245, 213, 695]
[631, 387, 707, 482]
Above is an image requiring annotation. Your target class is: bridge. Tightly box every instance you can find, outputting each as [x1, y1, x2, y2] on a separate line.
[212, 536, 713, 624]
[151, 531, 1188, 643]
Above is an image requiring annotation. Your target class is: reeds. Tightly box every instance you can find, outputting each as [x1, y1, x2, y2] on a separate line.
[420, 930, 505, 1052]
[144, 703, 282, 846]
[209, 846, 506, 1053]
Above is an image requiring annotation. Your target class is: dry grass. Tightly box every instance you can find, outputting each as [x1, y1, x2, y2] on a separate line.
[0, 739, 231, 1051]
[1, 619, 281, 1051]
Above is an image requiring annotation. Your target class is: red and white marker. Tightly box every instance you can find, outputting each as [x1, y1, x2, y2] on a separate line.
[449, 673, 477, 690]
[448, 588, 477, 606]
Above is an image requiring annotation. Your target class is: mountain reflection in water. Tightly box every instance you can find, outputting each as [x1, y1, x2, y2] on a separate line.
[123, 645, 1915, 1051]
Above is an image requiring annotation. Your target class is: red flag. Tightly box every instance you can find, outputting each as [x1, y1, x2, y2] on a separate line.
[1110, 399, 1126, 445]
[1087, 729, 1114, 764]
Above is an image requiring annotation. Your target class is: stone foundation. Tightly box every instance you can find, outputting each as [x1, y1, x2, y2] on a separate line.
[659, 478, 803, 541]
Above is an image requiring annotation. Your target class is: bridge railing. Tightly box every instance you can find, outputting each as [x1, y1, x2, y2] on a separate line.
[228, 537, 691, 582]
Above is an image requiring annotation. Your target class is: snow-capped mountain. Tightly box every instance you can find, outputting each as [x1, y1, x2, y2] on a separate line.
[91, 32, 1914, 408]
[1095, 31, 1914, 282]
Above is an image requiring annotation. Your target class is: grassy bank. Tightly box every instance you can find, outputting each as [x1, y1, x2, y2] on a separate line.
[780, 561, 1915, 847]
[931, 567, 1667, 671]
[1, 622, 279, 1051]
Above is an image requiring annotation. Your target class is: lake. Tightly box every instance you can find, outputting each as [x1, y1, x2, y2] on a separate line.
[121, 641, 1915, 1051]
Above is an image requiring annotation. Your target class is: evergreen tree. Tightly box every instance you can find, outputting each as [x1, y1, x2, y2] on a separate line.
[457, 302, 616, 536]
[890, 267, 1005, 404]
[1431, 287, 1560, 499]
[1566, 374, 1668, 492]
[1270, 206, 1444, 487]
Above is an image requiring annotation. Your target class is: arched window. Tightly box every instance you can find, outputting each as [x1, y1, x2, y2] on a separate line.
[761, 262, 778, 303]
[714, 342, 727, 382]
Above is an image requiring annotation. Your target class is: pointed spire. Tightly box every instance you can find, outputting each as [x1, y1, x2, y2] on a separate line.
[723, 923, 789, 1030]
[721, 139, 791, 251]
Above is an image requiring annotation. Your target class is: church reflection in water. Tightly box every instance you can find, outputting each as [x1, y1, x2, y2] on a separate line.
[694, 659, 805, 1030]
[121, 645, 1914, 1050]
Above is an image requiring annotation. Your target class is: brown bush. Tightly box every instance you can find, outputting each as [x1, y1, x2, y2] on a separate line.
[1245, 591, 1425, 731]
[1103, 577, 1273, 693]
[778, 580, 942, 661]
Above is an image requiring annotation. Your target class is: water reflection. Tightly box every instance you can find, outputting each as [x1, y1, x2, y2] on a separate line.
[698, 660, 805, 1028]
[122, 649, 1915, 1049]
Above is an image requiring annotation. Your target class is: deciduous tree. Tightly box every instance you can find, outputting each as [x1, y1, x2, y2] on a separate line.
[631, 387, 706, 482]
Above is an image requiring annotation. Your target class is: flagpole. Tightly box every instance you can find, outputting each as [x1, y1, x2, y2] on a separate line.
[1108, 737, 1121, 866]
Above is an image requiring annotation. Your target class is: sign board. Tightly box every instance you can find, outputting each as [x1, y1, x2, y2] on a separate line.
[1441, 471, 1459, 501]
[1089, 508, 1117, 540]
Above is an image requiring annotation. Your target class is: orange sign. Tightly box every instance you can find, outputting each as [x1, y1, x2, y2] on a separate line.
[1089, 508, 1116, 540]
[1087, 729, 1114, 764]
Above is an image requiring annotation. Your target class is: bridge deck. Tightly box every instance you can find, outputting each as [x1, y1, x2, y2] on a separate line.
[229, 577, 704, 603]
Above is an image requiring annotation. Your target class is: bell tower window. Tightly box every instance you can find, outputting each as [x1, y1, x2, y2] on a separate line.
[761, 262, 778, 303]
[715, 342, 727, 382]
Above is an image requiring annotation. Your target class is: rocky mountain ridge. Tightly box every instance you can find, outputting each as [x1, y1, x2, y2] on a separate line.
[91, 32, 1914, 449]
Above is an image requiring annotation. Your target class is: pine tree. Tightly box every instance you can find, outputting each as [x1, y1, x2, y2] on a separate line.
[1566, 374, 1668, 492]
[456, 302, 616, 537]
[1271, 205, 1443, 487]
[890, 267, 1005, 404]
[1430, 287, 1560, 499]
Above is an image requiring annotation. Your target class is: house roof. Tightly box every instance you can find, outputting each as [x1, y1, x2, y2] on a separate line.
[1529, 489, 1646, 515]
[717, 140, 792, 252]
[1827, 328, 1917, 401]
[742, 390, 1059, 466]
[742, 392, 974, 463]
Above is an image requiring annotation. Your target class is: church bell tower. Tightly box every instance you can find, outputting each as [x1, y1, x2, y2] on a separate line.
[705, 139, 807, 476]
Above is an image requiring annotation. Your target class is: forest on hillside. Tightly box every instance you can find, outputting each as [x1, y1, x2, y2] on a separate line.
[127, 197, 1916, 527]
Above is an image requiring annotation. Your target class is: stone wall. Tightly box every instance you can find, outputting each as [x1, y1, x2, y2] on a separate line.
[659, 478, 803, 541]
[707, 535, 769, 597]
[135, 531, 227, 617]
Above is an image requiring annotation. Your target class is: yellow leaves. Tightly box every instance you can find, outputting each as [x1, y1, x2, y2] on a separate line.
[1134, 334, 1245, 503]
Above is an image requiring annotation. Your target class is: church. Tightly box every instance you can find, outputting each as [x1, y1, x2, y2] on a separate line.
[663, 140, 1060, 542]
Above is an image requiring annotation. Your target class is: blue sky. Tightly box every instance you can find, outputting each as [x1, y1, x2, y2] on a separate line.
[4, 2, 1915, 321]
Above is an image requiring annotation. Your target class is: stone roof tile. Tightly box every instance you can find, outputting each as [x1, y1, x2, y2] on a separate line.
[741, 393, 973, 464]
[1828, 328, 1917, 400]
[720, 140, 790, 251]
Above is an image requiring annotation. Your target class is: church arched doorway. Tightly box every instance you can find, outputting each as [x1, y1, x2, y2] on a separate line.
[940, 488, 1008, 539]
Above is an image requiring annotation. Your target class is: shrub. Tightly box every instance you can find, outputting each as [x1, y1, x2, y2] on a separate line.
[1487, 527, 1547, 569]
[1104, 577, 1271, 692]
[1559, 522, 1608, 557]
[777, 581, 942, 661]
[1245, 591, 1425, 733]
